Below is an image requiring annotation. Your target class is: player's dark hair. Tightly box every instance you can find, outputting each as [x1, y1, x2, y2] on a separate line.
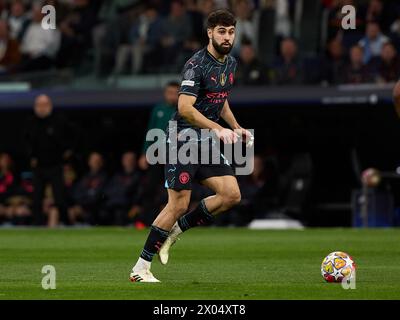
[206, 9, 236, 29]
[166, 81, 180, 88]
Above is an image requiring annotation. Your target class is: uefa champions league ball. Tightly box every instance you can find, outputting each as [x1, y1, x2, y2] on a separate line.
[321, 251, 356, 283]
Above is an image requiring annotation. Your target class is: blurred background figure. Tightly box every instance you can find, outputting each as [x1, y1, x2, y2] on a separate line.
[0, 18, 20, 74]
[103, 151, 142, 226]
[18, 3, 61, 72]
[25, 94, 76, 226]
[358, 21, 389, 64]
[136, 81, 179, 227]
[236, 38, 269, 86]
[232, 0, 257, 57]
[372, 42, 400, 84]
[69, 152, 107, 225]
[113, 4, 163, 75]
[272, 38, 304, 85]
[0, 152, 17, 224]
[159, 0, 193, 72]
[320, 38, 346, 85]
[7, 0, 29, 42]
[340, 45, 372, 84]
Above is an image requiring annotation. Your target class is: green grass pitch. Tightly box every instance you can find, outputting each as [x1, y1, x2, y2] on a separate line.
[1, 227, 400, 300]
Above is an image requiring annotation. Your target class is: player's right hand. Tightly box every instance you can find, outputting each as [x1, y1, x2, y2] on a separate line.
[214, 128, 238, 144]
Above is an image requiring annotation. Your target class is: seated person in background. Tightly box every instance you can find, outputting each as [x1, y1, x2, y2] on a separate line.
[370, 42, 400, 84]
[358, 21, 389, 64]
[103, 151, 142, 226]
[113, 5, 163, 75]
[42, 183, 60, 228]
[18, 3, 61, 72]
[68, 152, 107, 225]
[0, 19, 21, 74]
[159, 0, 193, 72]
[271, 38, 304, 85]
[236, 39, 269, 86]
[40, 163, 77, 228]
[340, 45, 373, 84]
[0, 153, 17, 224]
[320, 38, 346, 85]
[7, 170, 32, 226]
[7, 0, 29, 41]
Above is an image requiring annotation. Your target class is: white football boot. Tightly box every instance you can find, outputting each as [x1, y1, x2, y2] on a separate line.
[158, 222, 182, 265]
[129, 269, 160, 283]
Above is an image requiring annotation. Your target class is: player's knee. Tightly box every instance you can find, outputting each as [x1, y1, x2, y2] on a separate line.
[170, 198, 190, 216]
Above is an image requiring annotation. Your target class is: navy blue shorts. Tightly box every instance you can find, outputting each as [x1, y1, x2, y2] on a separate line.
[164, 140, 234, 191]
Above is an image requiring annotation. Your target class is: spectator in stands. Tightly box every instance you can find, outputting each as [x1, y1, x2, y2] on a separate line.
[320, 38, 346, 85]
[0, 153, 17, 224]
[235, 154, 266, 226]
[160, 0, 193, 72]
[364, 0, 397, 34]
[232, 0, 257, 57]
[40, 162, 77, 228]
[8, 170, 33, 225]
[43, 0, 72, 24]
[113, 5, 163, 75]
[184, 0, 213, 47]
[63, 162, 77, 212]
[373, 42, 400, 84]
[103, 151, 142, 225]
[136, 81, 179, 227]
[25, 94, 76, 226]
[69, 152, 107, 225]
[0, 153, 32, 225]
[7, 0, 29, 41]
[271, 38, 304, 85]
[56, 0, 99, 69]
[18, 3, 61, 71]
[358, 21, 389, 64]
[340, 45, 372, 84]
[0, 19, 20, 74]
[0, 0, 8, 20]
[236, 39, 268, 86]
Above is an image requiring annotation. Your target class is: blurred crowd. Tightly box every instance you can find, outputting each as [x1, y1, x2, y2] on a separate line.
[1, 0, 400, 85]
[0, 149, 273, 228]
[0, 82, 283, 228]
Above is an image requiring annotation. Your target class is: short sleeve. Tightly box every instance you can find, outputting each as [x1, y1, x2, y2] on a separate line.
[179, 60, 202, 97]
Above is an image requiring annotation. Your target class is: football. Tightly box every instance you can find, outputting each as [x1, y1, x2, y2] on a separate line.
[321, 251, 356, 283]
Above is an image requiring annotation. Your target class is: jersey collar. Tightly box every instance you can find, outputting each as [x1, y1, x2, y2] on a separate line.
[206, 48, 228, 65]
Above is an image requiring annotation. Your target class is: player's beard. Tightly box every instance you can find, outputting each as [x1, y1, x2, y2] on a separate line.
[212, 37, 232, 55]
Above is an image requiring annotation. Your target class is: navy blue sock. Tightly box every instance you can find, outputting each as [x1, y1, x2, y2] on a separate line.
[140, 225, 169, 262]
[178, 199, 214, 232]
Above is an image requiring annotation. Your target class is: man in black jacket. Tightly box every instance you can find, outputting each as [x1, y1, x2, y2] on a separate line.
[25, 94, 76, 226]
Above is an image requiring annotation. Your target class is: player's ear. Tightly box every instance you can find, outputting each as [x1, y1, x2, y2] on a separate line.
[207, 28, 213, 40]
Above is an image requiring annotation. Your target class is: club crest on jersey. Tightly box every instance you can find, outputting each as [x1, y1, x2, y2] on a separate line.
[184, 68, 195, 80]
[220, 73, 226, 86]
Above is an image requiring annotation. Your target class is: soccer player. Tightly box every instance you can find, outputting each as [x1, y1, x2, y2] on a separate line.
[130, 9, 253, 283]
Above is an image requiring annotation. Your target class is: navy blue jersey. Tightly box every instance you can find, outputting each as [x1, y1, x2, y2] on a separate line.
[169, 47, 237, 139]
